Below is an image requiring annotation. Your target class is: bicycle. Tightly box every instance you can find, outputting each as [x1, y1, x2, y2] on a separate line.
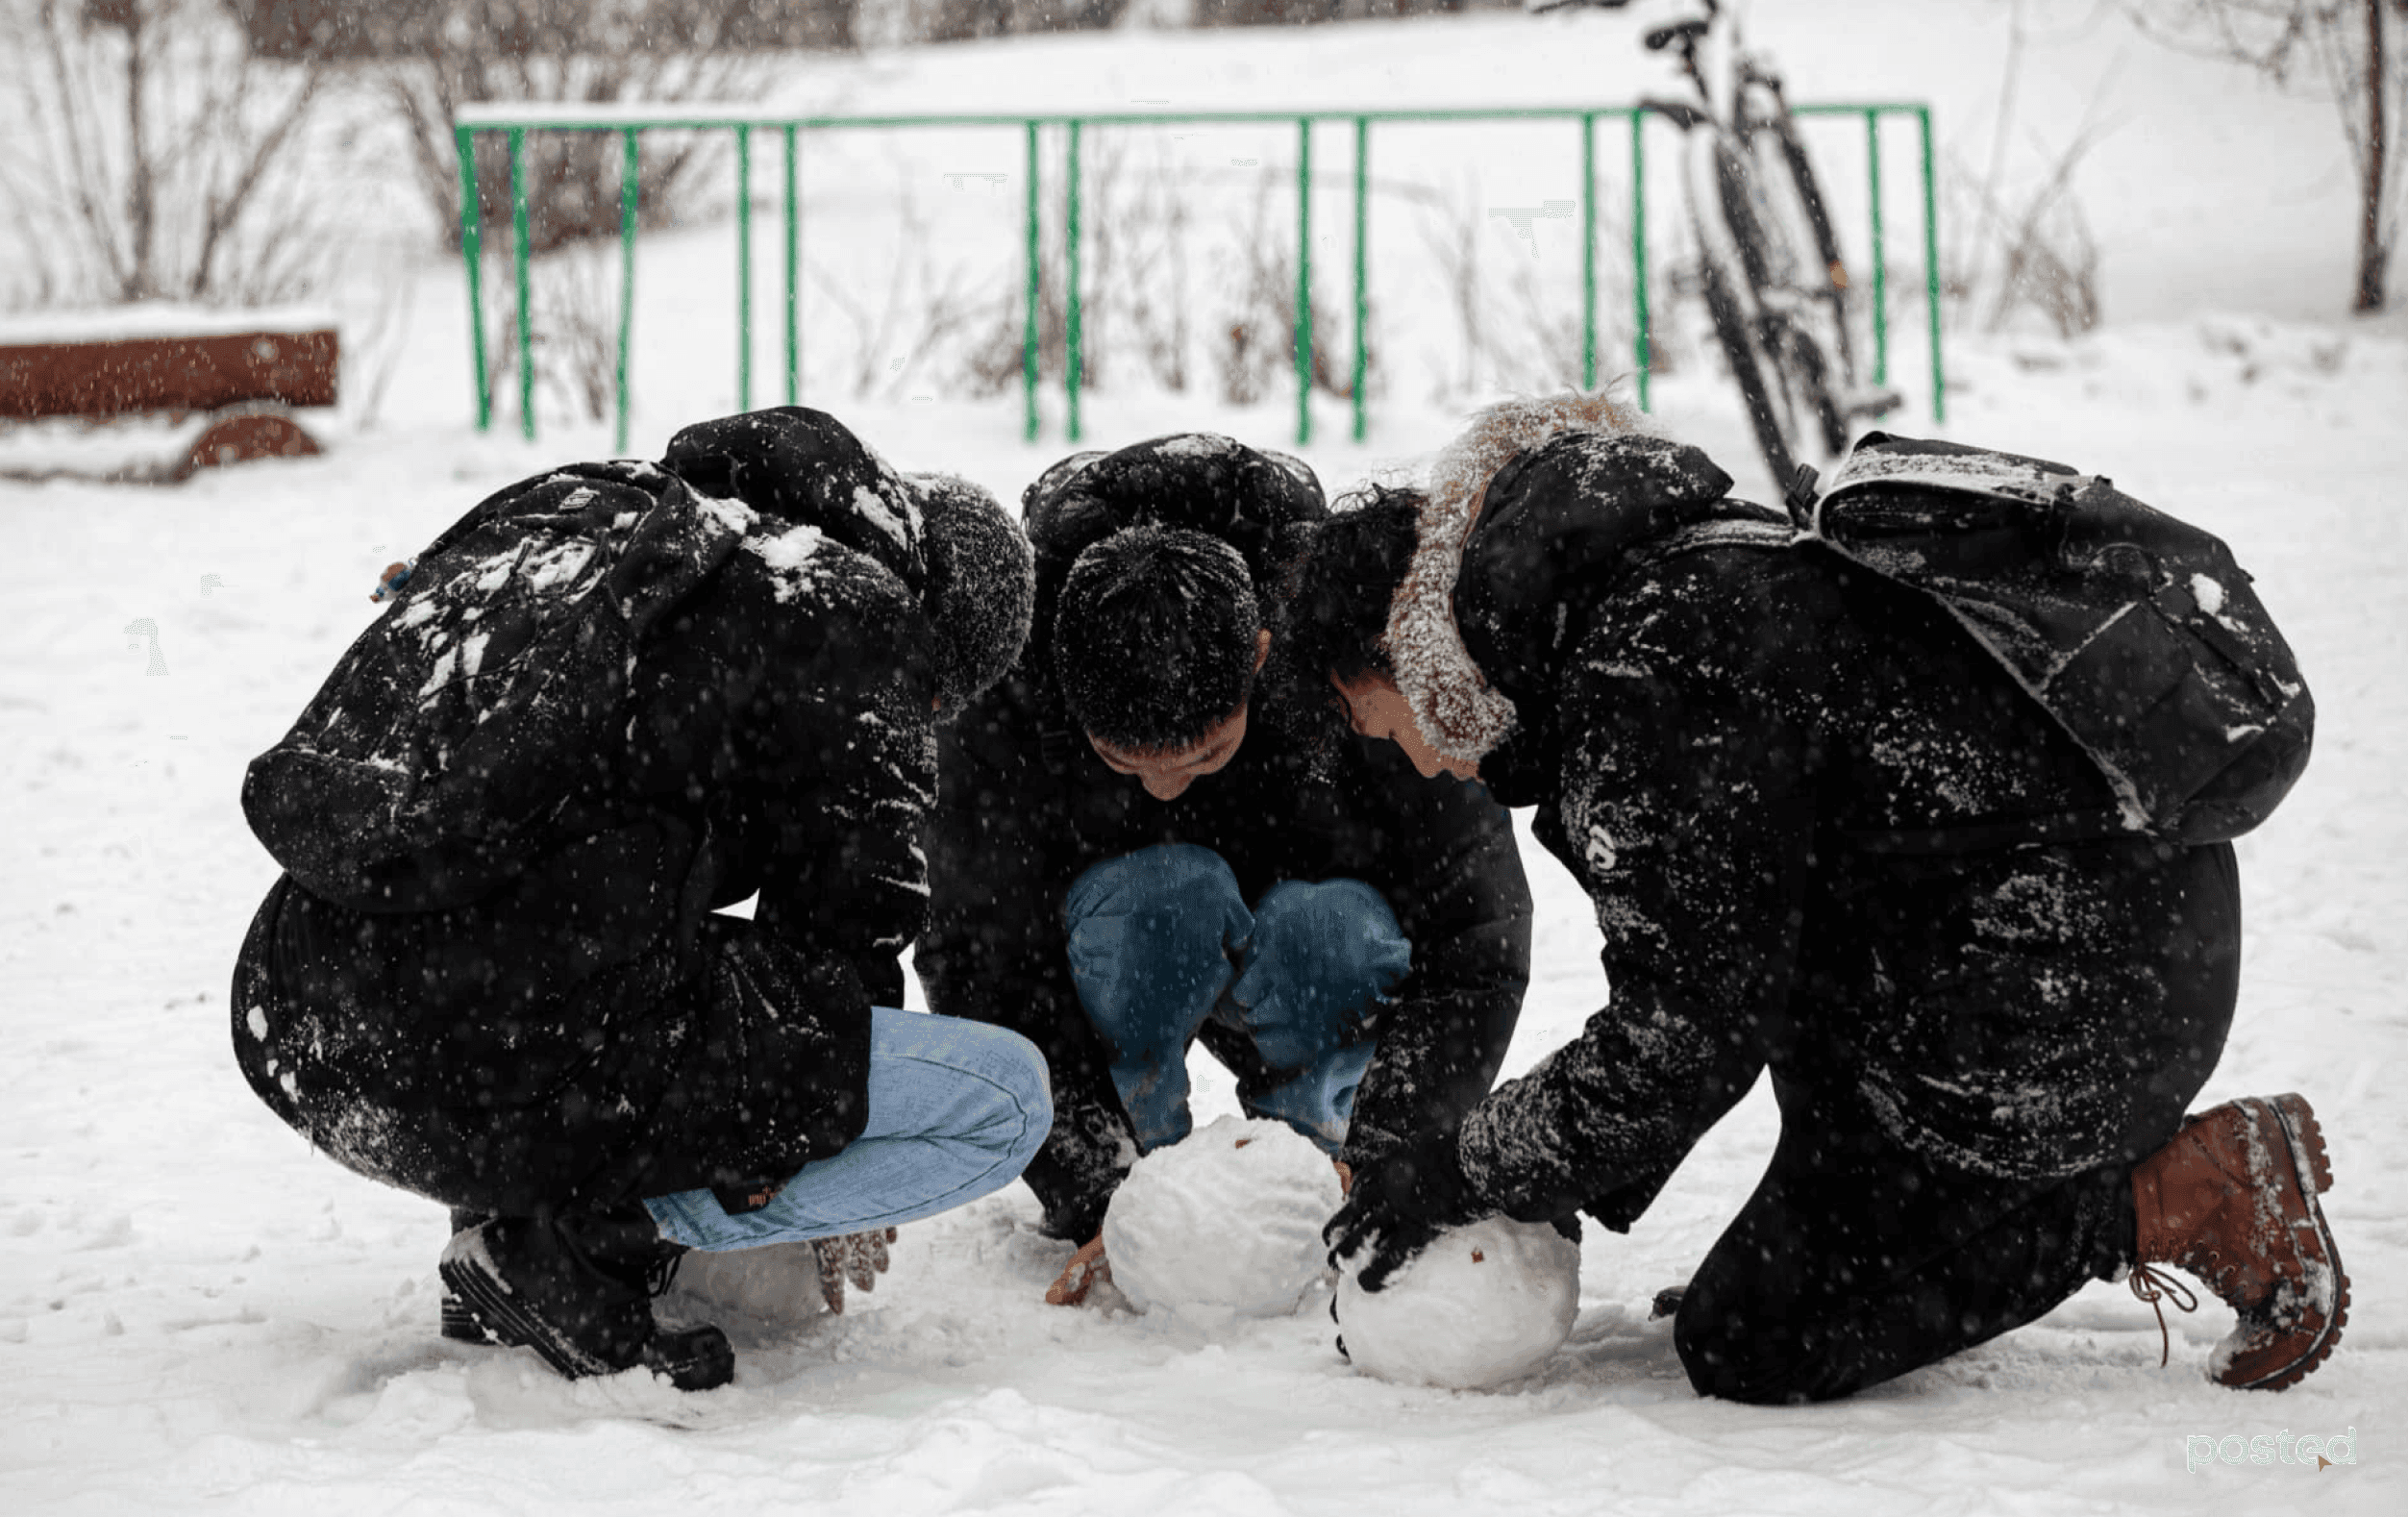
[1540, 0, 1898, 491]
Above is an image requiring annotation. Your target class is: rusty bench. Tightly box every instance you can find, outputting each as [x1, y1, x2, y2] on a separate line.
[0, 312, 339, 481]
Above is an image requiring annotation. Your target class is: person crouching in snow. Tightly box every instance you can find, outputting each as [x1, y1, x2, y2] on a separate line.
[916, 434, 1534, 1306]
[231, 408, 1049, 1392]
[1289, 393, 2346, 1402]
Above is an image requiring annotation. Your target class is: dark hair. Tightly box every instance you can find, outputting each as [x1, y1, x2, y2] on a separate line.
[1278, 485, 1423, 686]
[1054, 525, 1262, 752]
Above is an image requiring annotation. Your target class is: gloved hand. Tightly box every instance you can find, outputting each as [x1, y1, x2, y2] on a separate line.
[1324, 1135, 1484, 1294]
[1046, 1235, 1112, 1306]
[811, 1227, 898, 1315]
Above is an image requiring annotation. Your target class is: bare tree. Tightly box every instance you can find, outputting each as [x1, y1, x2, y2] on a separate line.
[0, 0, 335, 306]
[2121, 0, 2404, 311]
[364, 3, 775, 256]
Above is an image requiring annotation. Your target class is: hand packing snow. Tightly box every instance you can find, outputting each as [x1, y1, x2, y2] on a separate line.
[1335, 1216, 1580, 1389]
[1100, 1115, 1343, 1325]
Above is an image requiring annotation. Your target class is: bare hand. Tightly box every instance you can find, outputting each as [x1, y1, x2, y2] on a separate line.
[811, 1226, 899, 1315]
[1334, 1160, 1353, 1195]
[1046, 1235, 1111, 1306]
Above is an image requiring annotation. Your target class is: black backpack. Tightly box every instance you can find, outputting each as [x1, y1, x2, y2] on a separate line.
[1795, 433, 2312, 846]
[243, 461, 747, 911]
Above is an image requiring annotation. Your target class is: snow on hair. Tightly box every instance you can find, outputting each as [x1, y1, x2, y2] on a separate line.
[1055, 525, 1260, 751]
[1384, 390, 1649, 765]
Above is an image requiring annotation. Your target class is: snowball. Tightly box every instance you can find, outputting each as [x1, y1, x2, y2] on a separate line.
[1101, 1115, 1342, 1325]
[666, 1242, 827, 1324]
[1334, 1216, 1580, 1390]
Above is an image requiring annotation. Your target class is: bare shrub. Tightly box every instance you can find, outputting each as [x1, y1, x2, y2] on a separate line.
[1415, 177, 1608, 399]
[1214, 170, 1349, 407]
[0, 0, 338, 307]
[296, 3, 793, 256]
[808, 189, 995, 400]
[2119, 0, 2402, 311]
[1939, 3, 2112, 339]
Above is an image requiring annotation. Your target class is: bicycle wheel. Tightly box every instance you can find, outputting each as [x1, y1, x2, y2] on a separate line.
[1682, 128, 1842, 485]
[1747, 99, 1858, 385]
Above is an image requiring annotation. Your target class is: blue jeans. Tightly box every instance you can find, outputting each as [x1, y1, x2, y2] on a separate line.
[1063, 844, 1411, 1155]
[643, 1006, 1051, 1251]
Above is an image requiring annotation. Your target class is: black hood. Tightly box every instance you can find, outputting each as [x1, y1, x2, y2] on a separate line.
[1452, 431, 1745, 719]
[1021, 432, 1326, 671]
[661, 407, 929, 591]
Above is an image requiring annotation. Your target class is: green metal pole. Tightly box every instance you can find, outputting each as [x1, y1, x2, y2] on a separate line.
[1352, 115, 1369, 443]
[1629, 111, 1650, 412]
[456, 125, 489, 433]
[1866, 109, 1887, 390]
[510, 127, 534, 440]
[1024, 120, 1040, 442]
[1066, 119, 1083, 445]
[1918, 105, 1943, 421]
[783, 123, 800, 407]
[616, 128, 638, 455]
[735, 122, 752, 413]
[1295, 117, 1312, 448]
[1580, 112, 1597, 392]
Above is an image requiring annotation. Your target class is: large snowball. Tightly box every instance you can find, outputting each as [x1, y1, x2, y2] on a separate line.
[1335, 1216, 1580, 1389]
[1101, 1114, 1343, 1325]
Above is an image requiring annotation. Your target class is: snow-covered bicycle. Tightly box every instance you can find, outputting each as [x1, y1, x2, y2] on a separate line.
[1544, 0, 1899, 489]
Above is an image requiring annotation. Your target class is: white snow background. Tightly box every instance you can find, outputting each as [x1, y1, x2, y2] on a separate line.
[2, 6, 2402, 1513]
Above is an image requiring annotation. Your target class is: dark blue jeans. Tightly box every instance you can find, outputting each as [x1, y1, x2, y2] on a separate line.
[1063, 844, 1411, 1155]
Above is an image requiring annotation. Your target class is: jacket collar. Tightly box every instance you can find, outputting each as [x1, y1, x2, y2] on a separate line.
[1382, 395, 1653, 767]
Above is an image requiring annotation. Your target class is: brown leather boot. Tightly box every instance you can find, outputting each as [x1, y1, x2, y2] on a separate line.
[2128, 1093, 2346, 1391]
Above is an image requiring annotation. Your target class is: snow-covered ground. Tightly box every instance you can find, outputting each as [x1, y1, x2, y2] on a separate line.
[3, 8, 2402, 1514]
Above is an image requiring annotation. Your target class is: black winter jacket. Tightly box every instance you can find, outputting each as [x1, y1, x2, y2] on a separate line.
[919, 437, 1534, 1242]
[232, 422, 940, 1217]
[1407, 433, 2245, 1227]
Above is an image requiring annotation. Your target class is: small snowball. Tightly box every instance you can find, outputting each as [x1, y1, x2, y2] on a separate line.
[669, 1241, 829, 1324]
[1335, 1216, 1580, 1390]
[1101, 1115, 1342, 1326]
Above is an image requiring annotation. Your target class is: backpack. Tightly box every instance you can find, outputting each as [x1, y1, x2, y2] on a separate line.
[1795, 433, 2312, 846]
[242, 461, 748, 911]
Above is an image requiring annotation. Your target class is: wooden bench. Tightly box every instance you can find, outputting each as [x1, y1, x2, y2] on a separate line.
[0, 307, 339, 482]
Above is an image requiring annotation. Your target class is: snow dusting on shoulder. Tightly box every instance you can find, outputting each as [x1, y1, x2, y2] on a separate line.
[851, 482, 920, 551]
[1155, 434, 1236, 459]
[695, 493, 758, 535]
[744, 522, 832, 602]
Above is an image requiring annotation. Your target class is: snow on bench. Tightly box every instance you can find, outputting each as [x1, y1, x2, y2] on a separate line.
[0, 303, 339, 484]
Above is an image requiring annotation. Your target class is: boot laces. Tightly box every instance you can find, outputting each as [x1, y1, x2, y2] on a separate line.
[2129, 1262, 2200, 1368]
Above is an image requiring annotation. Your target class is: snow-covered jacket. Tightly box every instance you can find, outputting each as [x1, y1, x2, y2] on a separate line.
[1405, 431, 2242, 1223]
[232, 411, 947, 1217]
[919, 436, 1534, 1242]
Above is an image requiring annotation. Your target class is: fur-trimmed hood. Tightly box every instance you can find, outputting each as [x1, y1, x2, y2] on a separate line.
[1383, 395, 1741, 765]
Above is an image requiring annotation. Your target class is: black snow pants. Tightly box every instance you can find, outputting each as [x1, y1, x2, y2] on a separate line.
[1673, 841, 2242, 1405]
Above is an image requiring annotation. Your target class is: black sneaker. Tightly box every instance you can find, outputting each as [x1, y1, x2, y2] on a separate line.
[439, 1208, 524, 1346]
[438, 1213, 732, 1391]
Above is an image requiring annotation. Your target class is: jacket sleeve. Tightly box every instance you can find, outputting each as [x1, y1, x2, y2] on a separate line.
[918, 670, 1136, 1241]
[1454, 555, 1825, 1227]
[733, 561, 938, 1009]
[1327, 740, 1534, 1177]
[650, 544, 938, 1011]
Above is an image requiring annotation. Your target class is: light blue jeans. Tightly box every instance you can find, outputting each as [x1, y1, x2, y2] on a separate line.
[642, 1006, 1052, 1251]
[1063, 843, 1411, 1155]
